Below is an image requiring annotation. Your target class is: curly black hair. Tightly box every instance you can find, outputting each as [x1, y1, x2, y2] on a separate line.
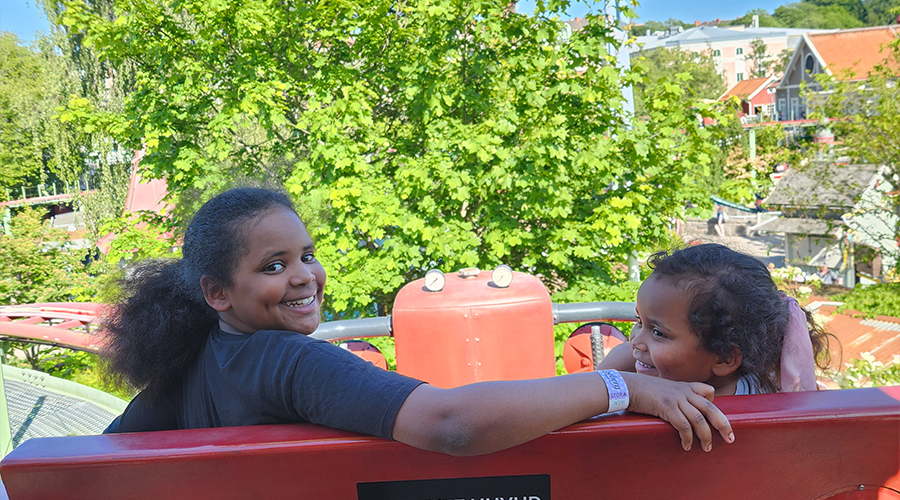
[102, 187, 296, 396]
[647, 243, 833, 393]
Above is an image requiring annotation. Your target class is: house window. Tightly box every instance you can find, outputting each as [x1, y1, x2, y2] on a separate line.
[736, 47, 743, 55]
[805, 55, 815, 73]
[736, 73, 744, 82]
[713, 49, 721, 57]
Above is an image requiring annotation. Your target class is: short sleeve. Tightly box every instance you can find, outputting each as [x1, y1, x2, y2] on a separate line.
[289, 339, 423, 440]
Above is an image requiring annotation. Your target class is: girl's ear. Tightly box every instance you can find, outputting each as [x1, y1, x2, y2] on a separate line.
[713, 347, 742, 377]
[200, 276, 231, 312]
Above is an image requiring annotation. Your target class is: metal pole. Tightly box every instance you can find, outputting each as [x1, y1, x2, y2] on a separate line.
[590, 325, 605, 368]
[749, 128, 756, 159]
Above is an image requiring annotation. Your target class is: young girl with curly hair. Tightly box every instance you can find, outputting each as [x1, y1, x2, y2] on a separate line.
[600, 243, 834, 395]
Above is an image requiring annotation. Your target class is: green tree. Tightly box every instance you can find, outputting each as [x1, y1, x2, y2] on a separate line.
[746, 39, 772, 78]
[772, 48, 795, 76]
[730, 10, 784, 27]
[0, 207, 96, 305]
[58, 0, 723, 318]
[773, 2, 866, 28]
[0, 32, 89, 199]
[862, 0, 899, 25]
[805, 0, 868, 24]
[34, 0, 135, 234]
[632, 47, 726, 116]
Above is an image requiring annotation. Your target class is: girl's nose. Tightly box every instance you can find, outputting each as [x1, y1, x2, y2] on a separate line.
[289, 265, 315, 288]
[630, 325, 646, 351]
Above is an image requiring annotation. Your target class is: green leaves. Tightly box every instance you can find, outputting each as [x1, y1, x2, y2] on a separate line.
[59, 0, 723, 319]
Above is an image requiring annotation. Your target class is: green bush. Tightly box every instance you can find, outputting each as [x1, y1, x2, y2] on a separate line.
[834, 283, 900, 318]
[831, 353, 900, 388]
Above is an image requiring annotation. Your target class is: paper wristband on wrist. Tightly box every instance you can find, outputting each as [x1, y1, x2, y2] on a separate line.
[596, 369, 629, 412]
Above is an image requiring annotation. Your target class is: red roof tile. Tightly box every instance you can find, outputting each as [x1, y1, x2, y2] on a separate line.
[720, 76, 771, 100]
[808, 26, 900, 80]
[817, 309, 900, 369]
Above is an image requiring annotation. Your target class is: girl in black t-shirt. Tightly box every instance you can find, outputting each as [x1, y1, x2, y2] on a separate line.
[104, 187, 734, 455]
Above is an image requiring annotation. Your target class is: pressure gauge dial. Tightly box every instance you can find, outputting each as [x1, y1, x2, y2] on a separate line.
[424, 269, 445, 292]
[491, 264, 513, 288]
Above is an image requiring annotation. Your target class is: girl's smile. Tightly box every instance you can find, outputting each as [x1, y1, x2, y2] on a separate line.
[214, 207, 326, 335]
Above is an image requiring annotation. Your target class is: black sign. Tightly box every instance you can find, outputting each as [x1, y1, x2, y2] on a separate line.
[357, 474, 550, 500]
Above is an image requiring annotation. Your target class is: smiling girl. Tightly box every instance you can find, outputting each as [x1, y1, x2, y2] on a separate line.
[103, 187, 735, 455]
[599, 244, 834, 396]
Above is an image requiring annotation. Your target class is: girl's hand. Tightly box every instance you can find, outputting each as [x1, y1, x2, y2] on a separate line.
[620, 372, 735, 452]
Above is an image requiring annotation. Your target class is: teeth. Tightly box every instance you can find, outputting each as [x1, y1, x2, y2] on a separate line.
[284, 296, 314, 307]
[637, 360, 654, 369]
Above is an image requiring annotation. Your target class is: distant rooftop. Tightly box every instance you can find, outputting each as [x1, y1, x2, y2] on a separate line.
[720, 76, 775, 100]
[765, 163, 880, 209]
[808, 25, 900, 80]
[634, 25, 835, 51]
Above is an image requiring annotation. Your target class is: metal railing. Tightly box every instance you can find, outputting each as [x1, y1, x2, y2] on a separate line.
[310, 302, 636, 342]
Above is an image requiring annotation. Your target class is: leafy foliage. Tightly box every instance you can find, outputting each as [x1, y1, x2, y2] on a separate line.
[0, 33, 87, 197]
[834, 283, 900, 319]
[831, 353, 900, 388]
[773, 2, 866, 29]
[632, 47, 725, 116]
[746, 39, 772, 78]
[57, 0, 723, 319]
[0, 207, 97, 305]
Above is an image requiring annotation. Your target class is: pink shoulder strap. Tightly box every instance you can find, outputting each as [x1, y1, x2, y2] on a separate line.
[780, 293, 818, 392]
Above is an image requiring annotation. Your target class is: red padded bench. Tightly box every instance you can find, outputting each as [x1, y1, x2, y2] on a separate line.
[2, 386, 898, 499]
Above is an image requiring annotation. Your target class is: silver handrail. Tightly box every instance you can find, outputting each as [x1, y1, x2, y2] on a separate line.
[552, 302, 636, 324]
[311, 316, 392, 342]
[310, 302, 637, 342]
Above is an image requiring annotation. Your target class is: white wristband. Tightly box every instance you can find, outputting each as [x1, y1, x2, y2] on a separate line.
[597, 369, 630, 412]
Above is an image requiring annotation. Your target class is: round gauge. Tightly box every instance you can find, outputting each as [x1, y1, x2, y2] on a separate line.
[491, 264, 513, 288]
[424, 269, 445, 292]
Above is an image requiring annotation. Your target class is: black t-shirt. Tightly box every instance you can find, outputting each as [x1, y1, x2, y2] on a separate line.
[105, 327, 423, 440]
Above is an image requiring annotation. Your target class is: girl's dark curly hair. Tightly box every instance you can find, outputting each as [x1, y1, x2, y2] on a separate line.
[647, 243, 833, 393]
[102, 187, 296, 397]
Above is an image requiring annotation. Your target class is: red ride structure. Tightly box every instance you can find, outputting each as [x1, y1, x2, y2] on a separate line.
[0, 269, 898, 499]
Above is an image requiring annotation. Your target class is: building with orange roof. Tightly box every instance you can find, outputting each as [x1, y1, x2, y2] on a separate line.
[719, 75, 778, 120]
[775, 26, 899, 121]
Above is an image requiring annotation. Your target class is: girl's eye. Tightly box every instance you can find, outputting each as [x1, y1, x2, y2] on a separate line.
[651, 328, 668, 339]
[633, 314, 642, 327]
[264, 262, 286, 273]
[301, 252, 316, 264]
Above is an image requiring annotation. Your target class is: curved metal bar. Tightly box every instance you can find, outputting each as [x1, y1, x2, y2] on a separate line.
[552, 302, 637, 325]
[310, 303, 637, 342]
[310, 316, 392, 342]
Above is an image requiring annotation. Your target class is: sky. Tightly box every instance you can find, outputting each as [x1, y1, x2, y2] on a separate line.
[0, 0, 792, 43]
[0, 0, 49, 42]
[514, 0, 790, 23]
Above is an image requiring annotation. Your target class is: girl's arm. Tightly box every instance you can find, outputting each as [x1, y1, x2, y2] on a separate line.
[392, 372, 733, 456]
[596, 342, 638, 372]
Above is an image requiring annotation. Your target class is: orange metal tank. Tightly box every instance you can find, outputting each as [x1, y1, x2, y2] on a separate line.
[392, 269, 555, 387]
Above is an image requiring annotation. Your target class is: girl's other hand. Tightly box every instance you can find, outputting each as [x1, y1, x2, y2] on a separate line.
[620, 372, 734, 452]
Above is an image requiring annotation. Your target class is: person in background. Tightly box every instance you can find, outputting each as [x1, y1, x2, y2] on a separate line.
[714, 206, 726, 238]
[816, 265, 840, 286]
